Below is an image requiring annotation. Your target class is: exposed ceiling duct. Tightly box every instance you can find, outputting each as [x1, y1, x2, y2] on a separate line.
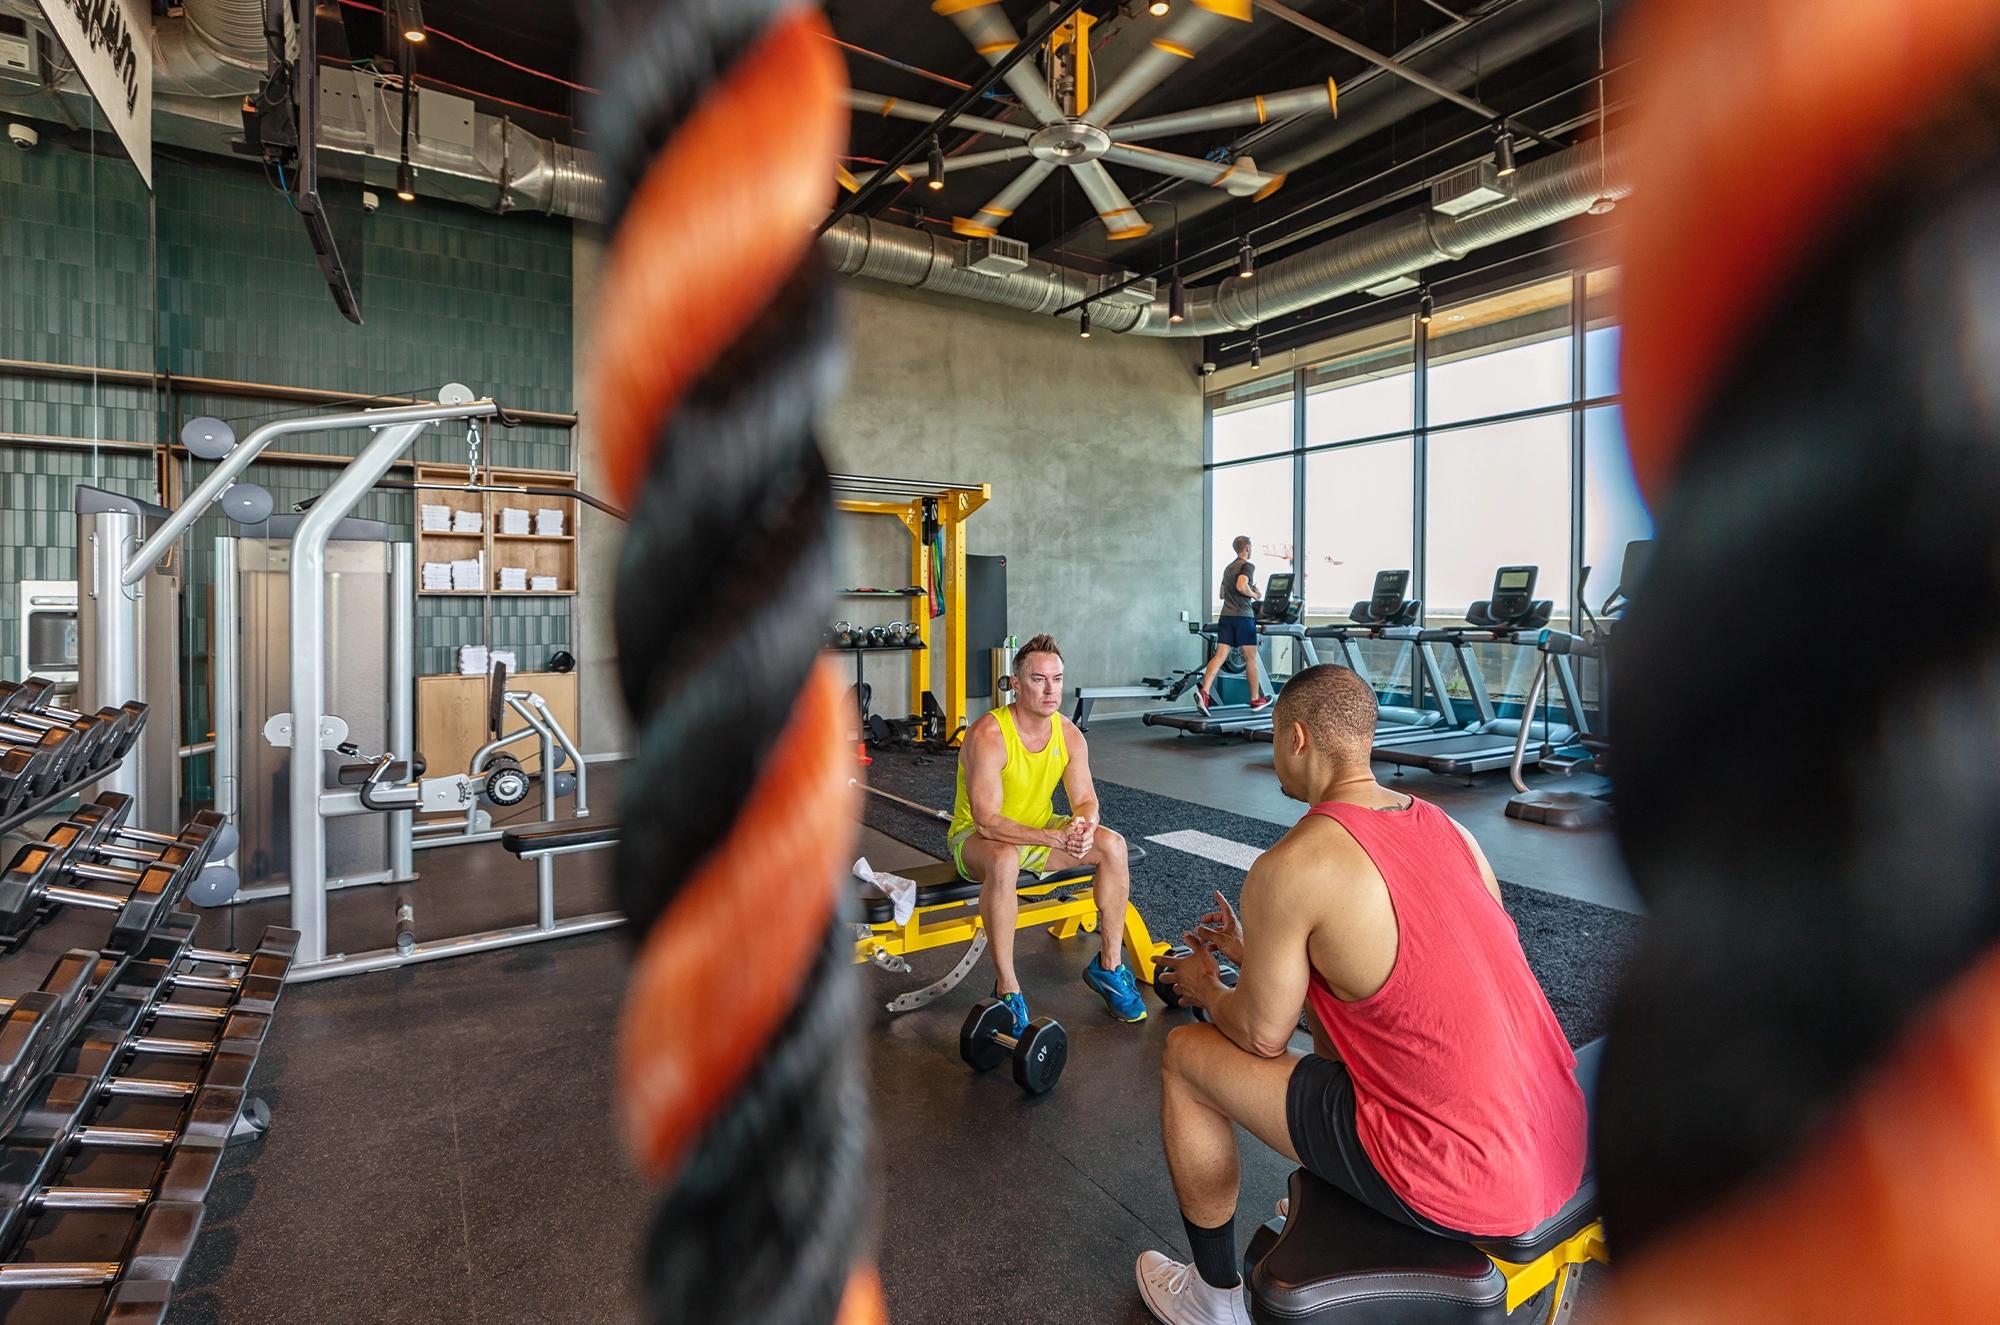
[153, 0, 267, 98]
[5, 3, 1615, 331]
[0, 2, 604, 221]
[821, 132, 1628, 337]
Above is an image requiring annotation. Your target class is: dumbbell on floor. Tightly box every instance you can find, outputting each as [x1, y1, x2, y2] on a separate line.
[960, 998, 1068, 1094]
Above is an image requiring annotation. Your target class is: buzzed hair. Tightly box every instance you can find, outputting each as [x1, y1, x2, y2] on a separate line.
[1273, 665, 1378, 762]
[1014, 634, 1063, 676]
[1233, 535, 1251, 555]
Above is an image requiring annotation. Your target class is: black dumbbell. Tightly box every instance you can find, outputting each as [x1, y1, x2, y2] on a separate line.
[72, 800, 230, 866]
[0, 682, 148, 769]
[0, 828, 207, 948]
[960, 998, 1068, 1094]
[1153, 946, 1239, 1022]
[0, 721, 81, 793]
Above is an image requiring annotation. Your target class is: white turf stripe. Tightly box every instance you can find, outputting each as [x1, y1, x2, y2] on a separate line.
[1145, 829, 1265, 872]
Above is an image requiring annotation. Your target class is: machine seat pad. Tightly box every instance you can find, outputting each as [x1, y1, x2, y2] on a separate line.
[1247, 1039, 1605, 1323]
[853, 847, 1144, 926]
[501, 820, 620, 855]
[1247, 1170, 1508, 1324]
[336, 756, 426, 785]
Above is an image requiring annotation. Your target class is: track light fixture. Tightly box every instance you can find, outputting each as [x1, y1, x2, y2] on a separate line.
[1418, 285, 1434, 325]
[1079, 305, 1092, 339]
[397, 62, 417, 201]
[1236, 239, 1255, 280]
[927, 137, 946, 191]
[1493, 124, 1517, 177]
[396, 0, 425, 43]
[1249, 327, 1263, 370]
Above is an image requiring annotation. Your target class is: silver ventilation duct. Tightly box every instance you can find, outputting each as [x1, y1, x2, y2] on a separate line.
[0, 4, 605, 221]
[821, 133, 1628, 337]
[154, 0, 268, 98]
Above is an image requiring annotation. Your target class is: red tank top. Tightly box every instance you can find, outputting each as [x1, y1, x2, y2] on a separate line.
[1304, 797, 1587, 1236]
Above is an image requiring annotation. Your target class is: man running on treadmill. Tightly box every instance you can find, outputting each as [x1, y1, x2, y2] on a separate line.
[949, 634, 1147, 1034]
[1198, 536, 1270, 715]
[1134, 664, 1587, 1325]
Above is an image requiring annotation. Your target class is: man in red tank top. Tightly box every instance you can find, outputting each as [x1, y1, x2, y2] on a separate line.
[1135, 664, 1588, 1325]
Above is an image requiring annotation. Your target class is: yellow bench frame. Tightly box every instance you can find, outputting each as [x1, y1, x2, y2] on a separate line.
[1487, 1221, 1608, 1318]
[852, 867, 1174, 987]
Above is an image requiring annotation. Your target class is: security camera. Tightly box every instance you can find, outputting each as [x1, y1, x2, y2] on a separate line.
[361, 190, 380, 212]
[1199, 360, 1218, 377]
[7, 123, 37, 151]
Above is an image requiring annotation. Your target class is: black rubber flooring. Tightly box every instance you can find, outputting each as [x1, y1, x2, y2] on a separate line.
[161, 740, 1637, 1324]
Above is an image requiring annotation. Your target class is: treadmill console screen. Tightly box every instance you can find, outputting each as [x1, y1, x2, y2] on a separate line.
[1259, 572, 1302, 624]
[1369, 570, 1410, 615]
[1489, 565, 1539, 620]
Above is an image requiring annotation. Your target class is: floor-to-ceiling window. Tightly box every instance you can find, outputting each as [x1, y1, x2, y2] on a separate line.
[1207, 375, 1296, 607]
[1202, 265, 1649, 723]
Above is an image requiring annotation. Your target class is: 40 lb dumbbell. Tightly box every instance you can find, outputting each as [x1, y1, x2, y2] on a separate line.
[960, 998, 1068, 1095]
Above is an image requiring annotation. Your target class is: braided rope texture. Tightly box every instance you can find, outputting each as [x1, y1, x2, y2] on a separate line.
[585, 3, 883, 1321]
[1596, 73, 2000, 1256]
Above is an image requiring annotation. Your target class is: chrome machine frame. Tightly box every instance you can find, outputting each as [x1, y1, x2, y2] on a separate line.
[81, 394, 622, 982]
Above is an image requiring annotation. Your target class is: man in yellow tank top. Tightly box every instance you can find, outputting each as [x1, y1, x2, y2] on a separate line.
[949, 634, 1147, 1033]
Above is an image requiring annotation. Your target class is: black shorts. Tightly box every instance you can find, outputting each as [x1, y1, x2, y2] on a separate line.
[1218, 615, 1257, 647]
[1285, 1055, 1470, 1239]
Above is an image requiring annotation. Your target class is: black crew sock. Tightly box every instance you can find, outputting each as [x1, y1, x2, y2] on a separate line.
[1182, 1214, 1240, 1291]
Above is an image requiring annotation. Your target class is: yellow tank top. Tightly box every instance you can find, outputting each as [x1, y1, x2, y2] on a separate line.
[949, 706, 1069, 839]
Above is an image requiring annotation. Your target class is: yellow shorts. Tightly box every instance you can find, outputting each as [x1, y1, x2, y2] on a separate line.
[950, 815, 1072, 882]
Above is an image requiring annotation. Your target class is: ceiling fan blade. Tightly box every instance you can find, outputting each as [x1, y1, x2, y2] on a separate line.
[953, 159, 1060, 237]
[933, 0, 1068, 126]
[1099, 142, 1286, 199]
[845, 89, 1035, 142]
[945, 147, 1038, 172]
[1107, 81, 1338, 143]
[1070, 161, 1154, 241]
[1085, 0, 1251, 127]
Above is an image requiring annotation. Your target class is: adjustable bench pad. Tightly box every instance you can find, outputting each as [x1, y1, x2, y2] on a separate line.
[501, 820, 621, 855]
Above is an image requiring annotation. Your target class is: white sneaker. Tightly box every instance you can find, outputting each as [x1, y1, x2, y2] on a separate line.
[1135, 1250, 1252, 1325]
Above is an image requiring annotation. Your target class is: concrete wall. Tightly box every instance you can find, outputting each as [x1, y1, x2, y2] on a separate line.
[571, 231, 629, 756]
[823, 281, 1205, 721]
[568, 270, 1206, 750]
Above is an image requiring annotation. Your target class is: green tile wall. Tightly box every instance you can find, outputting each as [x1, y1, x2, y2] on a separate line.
[1, 140, 578, 712]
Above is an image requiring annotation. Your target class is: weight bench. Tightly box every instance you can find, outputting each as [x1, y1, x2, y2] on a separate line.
[1244, 1039, 1607, 1325]
[491, 819, 622, 935]
[851, 849, 1171, 1014]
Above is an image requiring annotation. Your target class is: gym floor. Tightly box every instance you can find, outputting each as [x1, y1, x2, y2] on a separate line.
[167, 723, 1640, 1324]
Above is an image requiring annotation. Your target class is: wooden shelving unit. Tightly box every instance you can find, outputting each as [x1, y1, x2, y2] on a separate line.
[414, 463, 580, 596]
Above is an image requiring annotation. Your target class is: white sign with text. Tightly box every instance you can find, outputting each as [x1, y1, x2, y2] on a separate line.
[35, 0, 152, 186]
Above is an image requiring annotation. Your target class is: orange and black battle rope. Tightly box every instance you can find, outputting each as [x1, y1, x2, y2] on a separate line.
[585, 3, 883, 1322]
[1589, 0, 2000, 1309]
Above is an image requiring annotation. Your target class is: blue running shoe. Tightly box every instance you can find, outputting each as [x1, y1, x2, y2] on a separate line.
[995, 990, 1030, 1037]
[1083, 957, 1148, 1023]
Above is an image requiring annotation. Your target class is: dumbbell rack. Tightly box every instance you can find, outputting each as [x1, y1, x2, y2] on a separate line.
[0, 680, 151, 839]
[0, 781, 298, 1320]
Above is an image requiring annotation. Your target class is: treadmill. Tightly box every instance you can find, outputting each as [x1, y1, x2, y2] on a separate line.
[1371, 565, 1590, 777]
[1143, 573, 1308, 737]
[1290, 570, 1458, 743]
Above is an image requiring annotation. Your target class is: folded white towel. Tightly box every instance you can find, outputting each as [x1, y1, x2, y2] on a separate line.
[852, 857, 917, 927]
